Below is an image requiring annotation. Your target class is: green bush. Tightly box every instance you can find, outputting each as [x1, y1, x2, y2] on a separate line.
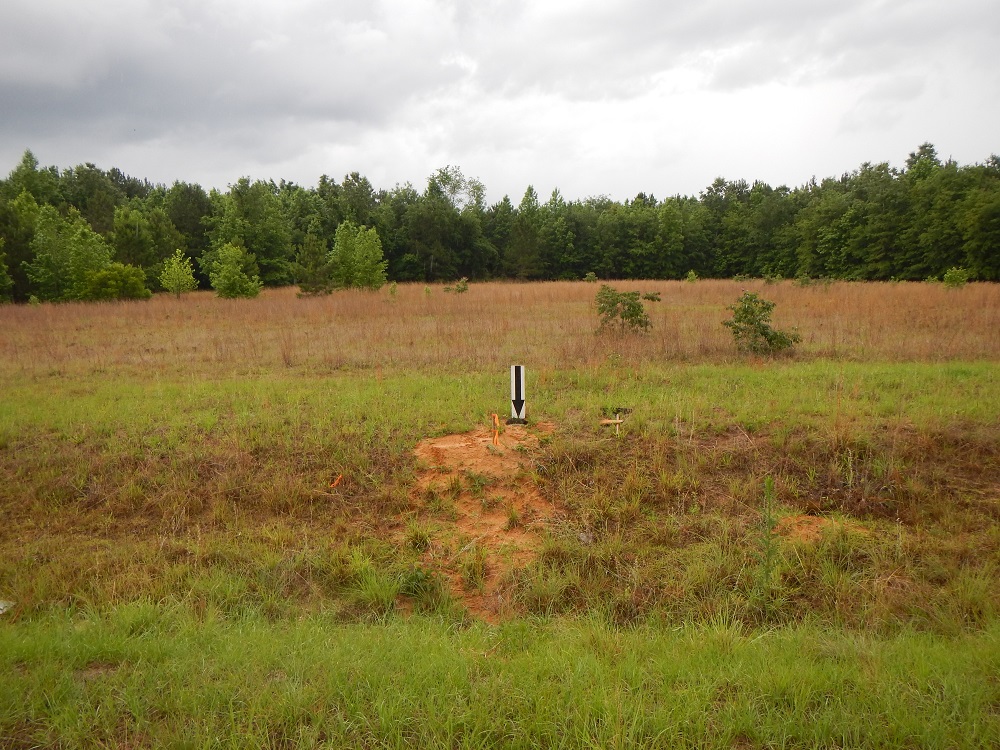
[942, 267, 970, 288]
[723, 291, 800, 355]
[596, 284, 651, 333]
[583, 271, 598, 283]
[82, 263, 152, 301]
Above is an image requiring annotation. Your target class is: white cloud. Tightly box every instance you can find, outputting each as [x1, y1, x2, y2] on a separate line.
[0, 0, 997, 201]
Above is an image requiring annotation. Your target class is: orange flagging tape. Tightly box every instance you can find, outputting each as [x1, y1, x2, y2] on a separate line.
[491, 413, 500, 446]
[330, 474, 343, 488]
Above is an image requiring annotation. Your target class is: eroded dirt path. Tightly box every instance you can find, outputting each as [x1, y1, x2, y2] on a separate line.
[408, 422, 557, 621]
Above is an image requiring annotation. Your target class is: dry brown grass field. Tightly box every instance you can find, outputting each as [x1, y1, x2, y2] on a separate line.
[1, 279, 998, 378]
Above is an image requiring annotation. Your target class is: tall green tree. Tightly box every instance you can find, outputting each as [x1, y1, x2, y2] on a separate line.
[291, 226, 333, 295]
[505, 186, 543, 279]
[24, 205, 114, 301]
[1, 149, 61, 204]
[376, 183, 420, 280]
[111, 202, 186, 290]
[0, 190, 42, 301]
[959, 177, 1000, 280]
[164, 181, 213, 281]
[329, 221, 387, 290]
[484, 195, 515, 272]
[0, 241, 13, 302]
[538, 189, 577, 278]
[112, 202, 156, 270]
[205, 178, 293, 286]
[278, 180, 328, 250]
[59, 163, 122, 236]
[338, 172, 378, 227]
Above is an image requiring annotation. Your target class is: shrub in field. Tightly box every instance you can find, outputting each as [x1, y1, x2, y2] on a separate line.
[583, 271, 598, 283]
[159, 249, 198, 298]
[444, 277, 469, 293]
[723, 291, 800, 355]
[82, 263, 152, 301]
[686, 270, 699, 283]
[209, 242, 263, 299]
[942, 266, 970, 288]
[596, 284, 651, 333]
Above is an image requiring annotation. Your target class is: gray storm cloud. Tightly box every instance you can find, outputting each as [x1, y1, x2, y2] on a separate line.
[1, 0, 996, 199]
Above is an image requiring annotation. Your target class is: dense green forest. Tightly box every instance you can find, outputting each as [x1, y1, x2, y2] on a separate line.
[0, 144, 998, 302]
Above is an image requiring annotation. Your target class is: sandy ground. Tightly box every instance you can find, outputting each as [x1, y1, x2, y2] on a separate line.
[409, 421, 557, 621]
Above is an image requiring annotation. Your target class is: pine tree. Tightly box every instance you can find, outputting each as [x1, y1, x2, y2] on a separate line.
[291, 230, 333, 295]
[0, 242, 13, 302]
[209, 243, 262, 299]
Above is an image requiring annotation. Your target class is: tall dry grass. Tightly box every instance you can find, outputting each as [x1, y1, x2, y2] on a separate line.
[1, 280, 998, 378]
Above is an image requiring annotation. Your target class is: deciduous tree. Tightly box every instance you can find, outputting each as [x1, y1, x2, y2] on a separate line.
[24, 206, 113, 301]
[329, 221, 387, 290]
[159, 249, 198, 298]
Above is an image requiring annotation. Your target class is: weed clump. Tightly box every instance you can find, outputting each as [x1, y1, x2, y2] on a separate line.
[723, 291, 800, 355]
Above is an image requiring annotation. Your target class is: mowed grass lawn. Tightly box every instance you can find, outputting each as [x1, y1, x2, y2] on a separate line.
[1, 280, 999, 747]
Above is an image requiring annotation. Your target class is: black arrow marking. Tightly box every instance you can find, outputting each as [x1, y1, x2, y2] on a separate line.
[512, 365, 525, 418]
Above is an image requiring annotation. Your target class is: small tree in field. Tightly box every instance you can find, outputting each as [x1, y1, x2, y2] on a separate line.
[595, 284, 651, 333]
[209, 243, 262, 299]
[723, 291, 800, 355]
[159, 249, 198, 298]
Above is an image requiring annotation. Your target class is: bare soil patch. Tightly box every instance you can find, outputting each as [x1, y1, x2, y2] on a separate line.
[409, 422, 557, 621]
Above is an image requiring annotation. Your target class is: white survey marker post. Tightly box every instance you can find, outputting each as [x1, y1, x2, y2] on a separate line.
[510, 364, 526, 422]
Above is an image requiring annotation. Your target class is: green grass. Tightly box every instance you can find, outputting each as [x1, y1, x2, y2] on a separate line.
[2, 356, 999, 746]
[2, 361, 998, 626]
[3, 608, 999, 748]
[2, 360, 995, 446]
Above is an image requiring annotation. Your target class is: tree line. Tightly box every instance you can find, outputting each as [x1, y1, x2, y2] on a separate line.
[1, 143, 997, 302]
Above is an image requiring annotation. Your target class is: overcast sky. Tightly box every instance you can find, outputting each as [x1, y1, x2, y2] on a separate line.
[1, 0, 997, 203]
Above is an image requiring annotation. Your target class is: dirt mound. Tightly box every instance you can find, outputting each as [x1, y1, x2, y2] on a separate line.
[408, 421, 556, 621]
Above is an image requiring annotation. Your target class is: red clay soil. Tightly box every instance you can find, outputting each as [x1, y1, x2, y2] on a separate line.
[409, 421, 557, 622]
